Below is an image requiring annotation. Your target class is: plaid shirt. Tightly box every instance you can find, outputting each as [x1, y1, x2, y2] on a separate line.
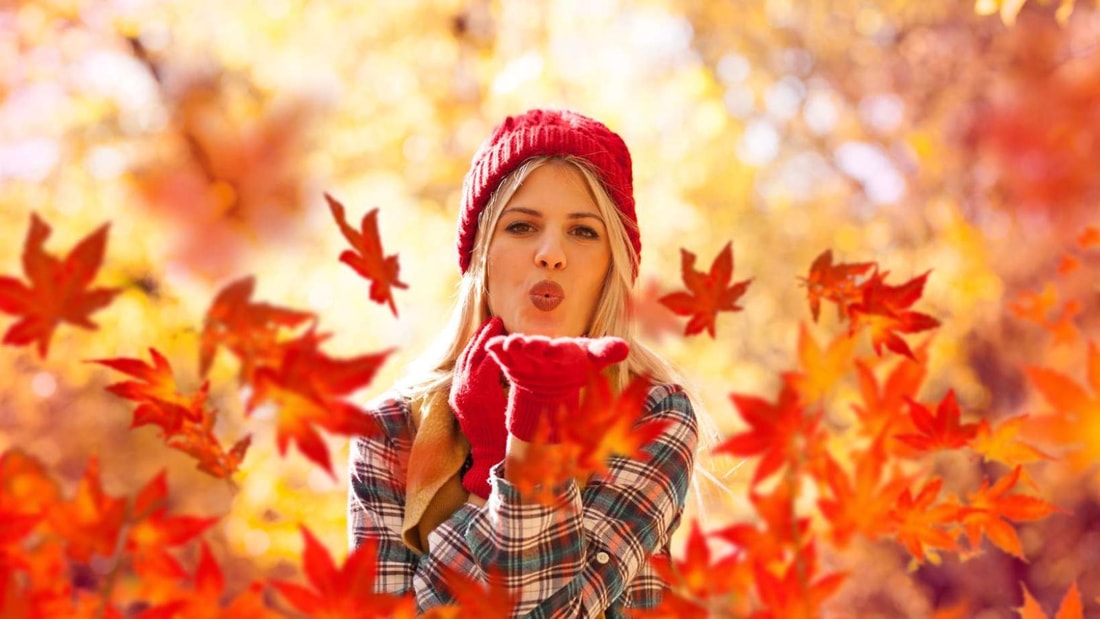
[348, 383, 697, 618]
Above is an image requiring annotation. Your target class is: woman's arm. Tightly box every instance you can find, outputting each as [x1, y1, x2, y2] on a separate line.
[347, 396, 420, 595]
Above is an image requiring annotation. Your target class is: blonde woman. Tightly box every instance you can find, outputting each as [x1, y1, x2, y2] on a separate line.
[348, 109, 699, 617]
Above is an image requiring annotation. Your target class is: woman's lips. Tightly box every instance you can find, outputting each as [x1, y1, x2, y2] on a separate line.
[529, 280, 564, 312]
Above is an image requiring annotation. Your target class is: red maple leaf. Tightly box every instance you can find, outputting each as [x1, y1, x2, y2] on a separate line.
[326, 193, 408, 317]
[714, 378, 832, 486]
[198, 275, 314, 380]
[650, 519, 740, 603]
[92, 348, 207, 435]
[44, 455, 127, 563]
[246, 328, 387, 476]
[848, 269, 940, 359]
[659, 242, 751, 338]
[799, 249, 874, 322]
[894, 390, 979, 452]
[436, 564, 517, 619]
[567, 374, 670, 477]
[272, 526, 416, 618]
[0, 213, 119, 357]
[783, 324, 857, 405]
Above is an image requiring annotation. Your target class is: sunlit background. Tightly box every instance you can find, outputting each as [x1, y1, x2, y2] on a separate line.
[2, 0, 1099, 616]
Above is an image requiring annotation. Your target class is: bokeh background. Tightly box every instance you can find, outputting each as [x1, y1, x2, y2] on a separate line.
[2, 0, 1099, 616]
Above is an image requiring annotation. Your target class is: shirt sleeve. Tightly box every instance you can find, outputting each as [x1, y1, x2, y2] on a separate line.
[347, 395, 420, 595]
[456, 384, 699, 618]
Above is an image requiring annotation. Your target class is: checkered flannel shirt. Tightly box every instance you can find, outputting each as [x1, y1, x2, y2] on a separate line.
[348, 382, 698, 618]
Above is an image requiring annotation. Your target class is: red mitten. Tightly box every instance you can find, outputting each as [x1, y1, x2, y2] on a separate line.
[449, 316, 509, 498]
[485, 334, 629, 442]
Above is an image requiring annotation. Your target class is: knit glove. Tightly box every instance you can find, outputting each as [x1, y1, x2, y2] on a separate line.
[449, 316, 509, 499]
[485, 334, 629, 443]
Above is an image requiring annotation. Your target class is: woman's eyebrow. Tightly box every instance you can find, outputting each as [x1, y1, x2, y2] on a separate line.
[502, 206, 604, 222]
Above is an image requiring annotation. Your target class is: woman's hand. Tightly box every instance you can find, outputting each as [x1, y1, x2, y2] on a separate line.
[449, 316, 509, 499]
[486, 334, 629, 442]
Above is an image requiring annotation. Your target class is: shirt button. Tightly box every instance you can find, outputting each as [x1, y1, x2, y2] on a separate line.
[595, 551, 610, 564]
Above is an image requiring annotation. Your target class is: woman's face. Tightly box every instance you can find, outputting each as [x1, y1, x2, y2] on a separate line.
[486, 162, 612, 338]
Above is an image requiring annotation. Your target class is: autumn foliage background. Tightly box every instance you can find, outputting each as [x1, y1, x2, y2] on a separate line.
[3, 0, 1100, 617]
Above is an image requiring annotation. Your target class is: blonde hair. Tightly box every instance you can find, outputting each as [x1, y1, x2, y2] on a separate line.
[397, 155, 685, 400]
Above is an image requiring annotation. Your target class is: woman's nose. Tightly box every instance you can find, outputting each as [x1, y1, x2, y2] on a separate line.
[534, 233, 566, 270]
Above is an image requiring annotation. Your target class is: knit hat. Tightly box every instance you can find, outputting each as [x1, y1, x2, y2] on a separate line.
[456, 108, 640, 277]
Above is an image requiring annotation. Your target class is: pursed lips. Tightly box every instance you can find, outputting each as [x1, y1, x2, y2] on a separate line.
[528, 280, 565, 312]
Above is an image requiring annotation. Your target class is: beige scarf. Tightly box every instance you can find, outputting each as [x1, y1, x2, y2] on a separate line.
[401, 391, 471, 554]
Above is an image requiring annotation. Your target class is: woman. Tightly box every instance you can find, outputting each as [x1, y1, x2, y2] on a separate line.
[348, 108, 699, 617]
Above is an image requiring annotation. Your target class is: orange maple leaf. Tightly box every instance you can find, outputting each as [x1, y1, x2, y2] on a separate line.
[1057, 253, 1081, 276]
[799, 249, 874, 322]
[715, 378, 832, 486]
[44, 455, 127, 563]
[198, 275, 314, 380]
[567, 374, 670, 478]
[436, 564, 517, 619]
[848, 269, 940, 360]
[969, 416, 1054, 481]
[1024, 344, 1100, 470]
[659, 242, 751, 338]
[96, 349, 251, 479]
[956, 466, 1064, 560]
[714, 477, 810, 574]
[887, 477, 960, 565]
[1018, 581, 1083, 619]
[137, 542, 281, 619]
[651, 520, 740, 603]
[1010, 283, 1058, 325]
[92, 348, 207, 435]
[894, 390, 978, 453]
[818, 446, 912, 547]
[751, 542, 847, 619]
[0, 213, 119, 357]
[125, 470, 218, 566]
[272, 527, 416, 618]
[783, 324, 857, 405]
[851, 345, 929, 447]
[326, 193, 408, 317]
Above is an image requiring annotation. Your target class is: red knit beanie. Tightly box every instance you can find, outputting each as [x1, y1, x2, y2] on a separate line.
[456, 108, 640, 277]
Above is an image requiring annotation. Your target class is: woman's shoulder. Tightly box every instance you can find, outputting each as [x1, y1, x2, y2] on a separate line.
[641, 381, 693, 416]
[362, 390, 416, 440]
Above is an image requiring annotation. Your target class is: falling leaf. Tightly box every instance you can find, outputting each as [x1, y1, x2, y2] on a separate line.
[92, 348, 208, 435]
[1057, 253, 1080, 276]
[1025, 345, 1100, 470]
[1018, 581, 1083, 619]
[45, 455, 127, 563]
[799, 249, 874, 322]
[246, 330, 387, 476]
[272, 527, 416, 618]
[0, 213, 119, 357]
[848, 269, 940, 360]
[969, 416, 1054, 477]
[715, 378, 832, 486]
[887, 477, 960, 565]
[326, 193, 408, 317]
[851, 345, 929, 446]
[659, 242, 751, 338]
[784, 324, 857, 405]
[752, 542, 847, 619]
[198, 275, 314, 380]
[436, 564, 517, 619]
[957, 466, 1064, 559]
[567, 374, 670, 478]
[894, 390, 979, 453]
[818, 446, 912, 547]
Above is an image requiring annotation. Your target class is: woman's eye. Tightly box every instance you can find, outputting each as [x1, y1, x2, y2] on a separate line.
[505, 221, 534, 234]
[573, 226, 600, 239]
